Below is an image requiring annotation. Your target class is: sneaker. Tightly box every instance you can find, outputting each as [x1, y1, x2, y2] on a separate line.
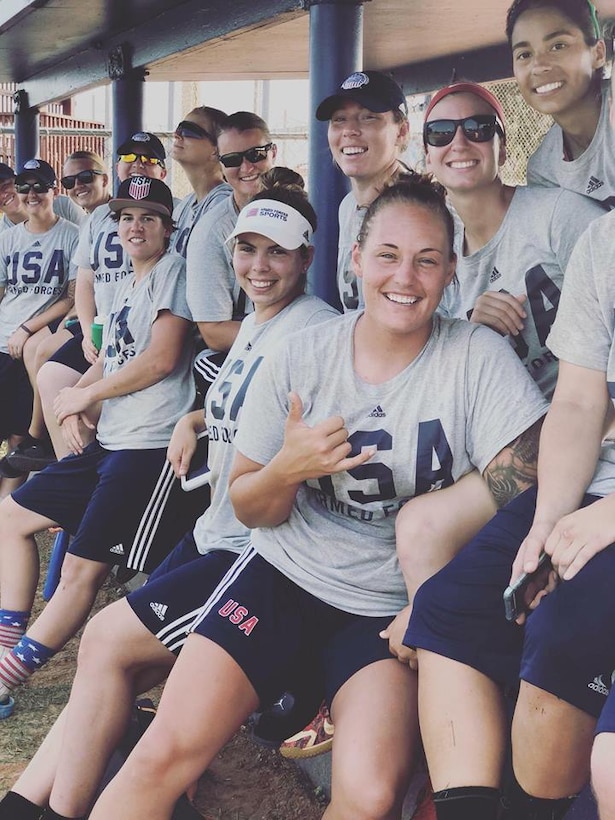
[0, 455, 23, 478]
[6, 436, 57, 473]
[278, 702, 334, 759]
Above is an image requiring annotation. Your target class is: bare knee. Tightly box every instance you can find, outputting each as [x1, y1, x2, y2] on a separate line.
[331, 775, 406, 820]
[395, 495, 443, 592]
[57, 554, 109, 595]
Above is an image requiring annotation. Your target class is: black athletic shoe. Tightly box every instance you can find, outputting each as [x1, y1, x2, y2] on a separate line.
[0, 455, 23, 478]
[6, 436, 57, 473]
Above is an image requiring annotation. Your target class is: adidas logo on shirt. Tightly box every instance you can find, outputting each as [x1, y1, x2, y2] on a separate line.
[587, 176, 604, 195]
[109, 543, 125, 556]
[150, 602, 168, 621]
[489, 267, 501, 283]
[32, 241, 41, 248]
[368, 405, 386, 418]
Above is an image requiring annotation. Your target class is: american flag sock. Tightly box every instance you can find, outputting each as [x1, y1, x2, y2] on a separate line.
[0, 609, 30, 658]
[0, 635, 55, 700]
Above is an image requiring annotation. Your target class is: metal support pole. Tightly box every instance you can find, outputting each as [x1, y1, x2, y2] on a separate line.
[108, 44, 146, 192]
[13, 90, 39, 169]
[306, 0, 364, 310]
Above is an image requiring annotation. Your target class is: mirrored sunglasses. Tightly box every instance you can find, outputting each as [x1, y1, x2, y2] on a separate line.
[118, 154, 163, 166]
[61, 169, 104, 189]
[15, 181, 53, 194]
[218, 143, 273, 169]
[423, 115, 501, 148]
[174, 120, 216, 142]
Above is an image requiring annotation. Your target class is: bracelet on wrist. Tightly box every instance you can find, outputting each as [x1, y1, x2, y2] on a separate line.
[20, 323, 33, 336]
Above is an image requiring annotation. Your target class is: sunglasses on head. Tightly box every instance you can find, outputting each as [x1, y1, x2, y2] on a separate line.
[218, 143, 273, 169]
[175, 120, 216, 142]
[15, 181, 53, 194]
[423, 115, 502, 148]
[61, 169, 103, 189]
[118, 154, 163, 166]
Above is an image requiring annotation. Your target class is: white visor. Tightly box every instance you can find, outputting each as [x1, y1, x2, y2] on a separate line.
[227, 199, 313, 250]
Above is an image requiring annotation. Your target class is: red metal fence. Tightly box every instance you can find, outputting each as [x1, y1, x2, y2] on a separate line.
[0, 84, 107, 174]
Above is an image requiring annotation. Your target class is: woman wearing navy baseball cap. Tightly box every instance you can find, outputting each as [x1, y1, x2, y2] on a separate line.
[317, 70, 411, 311]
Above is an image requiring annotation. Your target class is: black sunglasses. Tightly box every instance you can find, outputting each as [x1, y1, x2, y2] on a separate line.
[423, 115, 502, 148]
[15, 181, 53, 194]
[174, 120, 216, 142]
[61, 169, 104, 189]
[218, 143, 273, 169]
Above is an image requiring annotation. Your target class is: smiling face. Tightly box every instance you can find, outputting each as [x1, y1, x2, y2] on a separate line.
[327, 100, 408, 183]
[0, 177, 25, 221]
[17, 176, 56, 220]
[62, 158, 109, 213]
[217, 128, 276, 209]
[233, 231, 311, 321]
[117, 207, 171, 264]
[352, 201, 455, 344]
[511, 5, 605, 119]
[425, 93, 505, 194]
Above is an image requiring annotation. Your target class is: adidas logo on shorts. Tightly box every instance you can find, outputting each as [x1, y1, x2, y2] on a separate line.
[588, 675, 610, 696]
[150, 602, 168, 621]
[109, 543, 125, 556]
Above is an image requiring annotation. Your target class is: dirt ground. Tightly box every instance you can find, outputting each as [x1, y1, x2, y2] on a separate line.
[0, 532, 327, 819]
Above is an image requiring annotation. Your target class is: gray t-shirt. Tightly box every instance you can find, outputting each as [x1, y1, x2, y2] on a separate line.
[97, 252, 195, 451]
[440, 186, 604, 398]
[53, 194, 87, 226]
[74, 205, 132, 318]
[0, 218, 79, 353]
[186, 195, 252, 325]
[235, 312, 548, 616]
[169, 182, 232, 258]
[547, 209, 615, 497]
[193, 294, 339, 555]
[337, 191, 366, 312]
[527, 85, 615, 210]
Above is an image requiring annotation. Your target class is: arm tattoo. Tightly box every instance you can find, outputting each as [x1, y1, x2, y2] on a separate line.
[484, 418, 543, 508]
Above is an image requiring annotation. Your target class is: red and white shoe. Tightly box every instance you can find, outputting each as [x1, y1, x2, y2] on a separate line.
[278, 702, 334, 759]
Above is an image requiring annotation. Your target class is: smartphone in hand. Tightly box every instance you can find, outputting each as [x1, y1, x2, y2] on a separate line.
[180, 431, 211, 492]
[503, 552, 552, 622]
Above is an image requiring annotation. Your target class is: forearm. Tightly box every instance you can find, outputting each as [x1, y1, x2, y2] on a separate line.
[23, 295, 74, 335]
[483, 418, 542, 509]
[229, 452, 301, 528]
[85, 349, 176, 404]
[533, 400, 606, 524]
[196, 320, 241, 352]
[75, 268, 96, 330]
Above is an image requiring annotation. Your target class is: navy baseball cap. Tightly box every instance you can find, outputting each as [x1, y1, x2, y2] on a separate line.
[316, 71, 408, 121]
[117, 132, 166, 164]
[15, 158, 57, 187]
[0, 163, 15, 181]
[109, 176, 173, 218]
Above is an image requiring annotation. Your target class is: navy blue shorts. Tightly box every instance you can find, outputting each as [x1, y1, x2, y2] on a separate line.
[0, 352, 34, 439]
[189, 546, 395, 709]
[406, 486, 615, 717]
[48, 333, 90, 375]
[128, 532, 238, 653]
[12, 441, 178, 571]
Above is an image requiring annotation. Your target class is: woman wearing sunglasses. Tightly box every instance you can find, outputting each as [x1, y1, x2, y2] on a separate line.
[168, 107, 232, 258]
[60, 151, 110, 216]
[316, 70, 410, 312]
[507, 0, 614, 209]
[3, 136, 170, 476]
[381, 82, 602, 665]
[0, 159, 79, 497]
[186, 111, 277, 354]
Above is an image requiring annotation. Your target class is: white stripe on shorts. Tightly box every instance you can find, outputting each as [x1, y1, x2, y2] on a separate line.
[193, 349, 222, 385]
[127, 459, 176, 572]
[188, 544, 257, 634]
[156, 607, 204, 654]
